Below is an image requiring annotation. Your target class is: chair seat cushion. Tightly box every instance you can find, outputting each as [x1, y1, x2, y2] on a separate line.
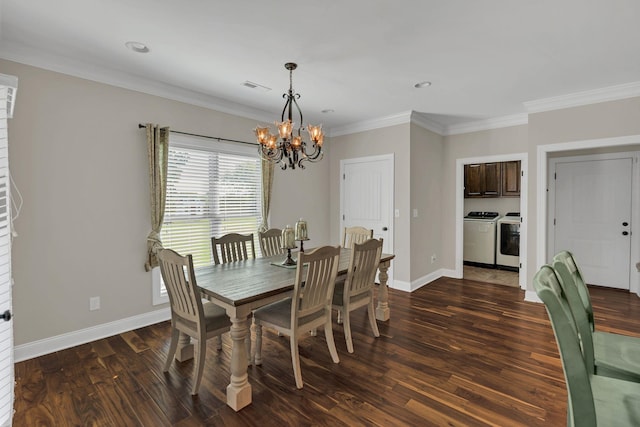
[590, 374, 640, 426]
[594, 330, 640, 381]
[332, 280, 371, 307]
[203, 301, 231, 327]
[254, 298, 325, 329]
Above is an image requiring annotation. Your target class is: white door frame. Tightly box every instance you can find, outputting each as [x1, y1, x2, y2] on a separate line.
[340, 153, 395, 277]
[537, 134, 640, 297]
[455, 153, 529, 290]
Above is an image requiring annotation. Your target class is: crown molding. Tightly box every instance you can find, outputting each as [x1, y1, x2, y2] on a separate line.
[524, 81, 640, 113]
[0, 41, 275, 124]
[445, 113, 529, 136]
[410, 112, 446, 135]
[329, 111, 413, 137]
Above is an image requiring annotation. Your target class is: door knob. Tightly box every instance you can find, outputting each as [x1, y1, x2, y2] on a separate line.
[623, 222, 629, 226]
[1, 310, 11, 322]
[382, 227, 388, 231]
[622, 231, 629, 236]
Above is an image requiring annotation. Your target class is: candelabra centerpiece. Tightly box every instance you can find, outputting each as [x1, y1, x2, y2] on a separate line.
[280, 224, 297, 266]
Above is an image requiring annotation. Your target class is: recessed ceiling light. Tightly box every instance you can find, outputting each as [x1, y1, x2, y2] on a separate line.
[414, 81, 432, 88]
[321, 109, 335, 114]
[125, 41, 150, 53]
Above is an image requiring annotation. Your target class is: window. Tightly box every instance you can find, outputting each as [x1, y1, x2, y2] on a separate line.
[152, 133, 262, 305]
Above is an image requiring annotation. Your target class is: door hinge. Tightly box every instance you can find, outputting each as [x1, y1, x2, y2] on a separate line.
[554, 218, 556, 226]
[342, 214, 345, 220]
[554, 172, 557, 180]
[343, 173, 345, 180]
[521, 170, 524, 177]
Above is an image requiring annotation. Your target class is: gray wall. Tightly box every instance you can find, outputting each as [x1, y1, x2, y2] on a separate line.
[4, 59, 330, 346]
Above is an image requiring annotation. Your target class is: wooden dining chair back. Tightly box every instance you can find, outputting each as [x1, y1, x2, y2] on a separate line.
[333, 238, 383, 353]
[211, 233, 256, 265]
[342, 226, 373, 249]
[258, 228, 285, 257]
[157, 248, 231, 395]
[253, 245, 341, 389]
[533, 265, 640, 426]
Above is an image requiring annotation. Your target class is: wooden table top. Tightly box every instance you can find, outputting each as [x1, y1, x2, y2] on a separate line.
[195, 247, 394, 307]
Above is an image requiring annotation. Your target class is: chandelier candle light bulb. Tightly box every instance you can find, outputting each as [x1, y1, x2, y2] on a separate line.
[255, 62, 325, 170]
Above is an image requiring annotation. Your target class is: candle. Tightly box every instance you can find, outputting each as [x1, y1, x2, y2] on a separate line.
[282, 225, 295, 249]
[295, 218, 307, 240]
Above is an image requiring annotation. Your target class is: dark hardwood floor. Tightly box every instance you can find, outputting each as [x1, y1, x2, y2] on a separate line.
[14, 277, 640, 426]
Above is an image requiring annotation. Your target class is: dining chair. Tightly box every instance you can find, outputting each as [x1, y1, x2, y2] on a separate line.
[157, 248, 231, 395]
[258, 228, 285, 257]
[253, 245, 341, 389]
[533, 265, 640, 426]
[342, 226, 373, 249]
[332, 238, 383, 353]
[552, 250, 640, 381]
[211, 232, 256, 265]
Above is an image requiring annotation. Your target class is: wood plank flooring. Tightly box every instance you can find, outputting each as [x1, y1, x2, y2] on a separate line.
[13, 277, 640, 426]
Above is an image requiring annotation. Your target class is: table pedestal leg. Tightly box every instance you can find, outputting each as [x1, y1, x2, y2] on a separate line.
[375, 260, 391, 321]
[226, 315, 252, 411]
[175, 332, 194, 362]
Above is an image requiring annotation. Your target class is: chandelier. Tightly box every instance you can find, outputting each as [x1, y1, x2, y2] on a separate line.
[255, 62, 324, 170]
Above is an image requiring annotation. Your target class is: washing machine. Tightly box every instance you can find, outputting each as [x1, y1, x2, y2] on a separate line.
[463, 211, 500, 267]
[496, 212, 520, 270]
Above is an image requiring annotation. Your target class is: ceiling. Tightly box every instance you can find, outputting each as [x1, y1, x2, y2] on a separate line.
[2, 0, 640, 135]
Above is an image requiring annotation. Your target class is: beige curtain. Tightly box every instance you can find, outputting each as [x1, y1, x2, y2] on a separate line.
[144, 124, 169, 271]
[259, 158, 275, 232]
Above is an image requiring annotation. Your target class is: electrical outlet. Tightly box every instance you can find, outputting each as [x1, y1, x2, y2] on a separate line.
[394, 209, 400, 218]
[430, 254, 437, 264]
[413, 209, 418, 218]
[89, 296, 100, 311]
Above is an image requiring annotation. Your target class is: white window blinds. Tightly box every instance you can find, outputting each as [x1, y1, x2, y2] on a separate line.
[161, 134, 263, 268]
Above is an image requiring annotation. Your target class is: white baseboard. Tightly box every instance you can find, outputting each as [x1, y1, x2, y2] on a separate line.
[524, 290, 542, 303]
[14, 308, 171, 362]
[390, 269, 447, 292]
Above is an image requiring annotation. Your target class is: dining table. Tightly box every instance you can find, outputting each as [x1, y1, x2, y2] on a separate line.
[185, 247, 395, 411]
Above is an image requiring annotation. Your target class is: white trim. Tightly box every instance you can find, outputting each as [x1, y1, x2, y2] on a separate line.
[0, 41, 273, 125]
[14, 308, 171, 362]
[151, 267, 169, 306]
[524, 290, 542, 303]
[537, 135, 640, 297]
[445, 114, 529, 136]
[330, 111, 412, 137]
[455, 153, 529, 291]
[410, 112, 446, 135]
[441, 268, 461, 279]
[524, 81, 640, 114]
[389, 280, 411, 292]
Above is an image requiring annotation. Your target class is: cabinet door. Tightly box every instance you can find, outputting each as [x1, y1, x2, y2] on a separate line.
[501, 160, 521, 197]
[464, 164, 483, 197]
[483, 162, 501, 196]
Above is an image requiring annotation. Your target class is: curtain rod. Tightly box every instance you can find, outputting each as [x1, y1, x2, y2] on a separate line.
[138, 123, 257, 146]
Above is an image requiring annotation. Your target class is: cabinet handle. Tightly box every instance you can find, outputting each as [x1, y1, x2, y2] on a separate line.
[622, 231, 629, 236]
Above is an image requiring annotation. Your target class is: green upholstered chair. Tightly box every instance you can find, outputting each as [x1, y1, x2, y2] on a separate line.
[553, 250, 640, 381]
[533, 265, 640, 427]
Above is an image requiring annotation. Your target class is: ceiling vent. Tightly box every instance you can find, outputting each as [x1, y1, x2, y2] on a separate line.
[0, 74, 18, 118]
[242, 81, 271, 92]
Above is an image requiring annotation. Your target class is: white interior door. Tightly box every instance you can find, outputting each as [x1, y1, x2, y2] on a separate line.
[553, 157, 633, 289]
[340, 154, 394, 282]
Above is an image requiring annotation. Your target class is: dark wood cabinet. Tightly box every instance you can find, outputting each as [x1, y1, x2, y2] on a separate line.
[464, 161, 520, 198]
[483, 162, 501, 196]
[464, 164, 484, 197]
[501, 160, 521, 197]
